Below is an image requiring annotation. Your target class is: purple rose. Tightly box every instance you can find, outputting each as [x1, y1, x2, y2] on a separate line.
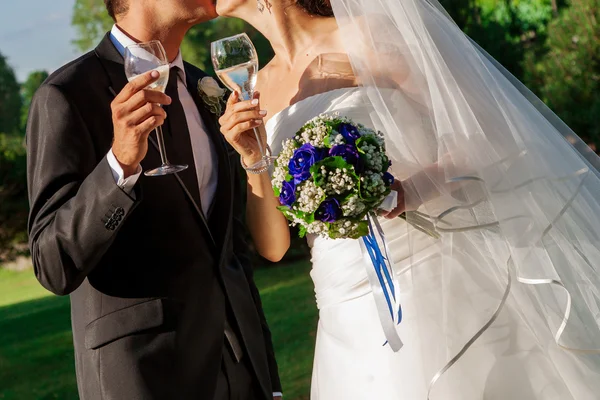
[315, 198, 342, 223]
[329, 144, 363, 172]
[338, 123, 361, 144]
[383, 172, 395, 186]
[279, 180, 296, 207]
[288, 144, 323, 183]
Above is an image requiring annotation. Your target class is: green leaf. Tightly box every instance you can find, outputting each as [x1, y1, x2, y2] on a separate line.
[298, 225, 307, 238]
[356, 135, 382, 152]
[352, 221, 370, 239]
[277, 205, 291, 214]
[273, 186, 281, 197]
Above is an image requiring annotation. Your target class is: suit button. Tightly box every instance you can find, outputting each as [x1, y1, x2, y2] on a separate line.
[115, 207, 125, 216]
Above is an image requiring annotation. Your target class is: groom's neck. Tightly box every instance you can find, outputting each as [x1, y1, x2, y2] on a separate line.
[116, 13, 188, 62]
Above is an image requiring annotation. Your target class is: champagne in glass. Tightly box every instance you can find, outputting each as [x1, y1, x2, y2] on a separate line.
[211, 33, 275, 169]
[124, 41, 187, 177]
[127, 64, 170, 93]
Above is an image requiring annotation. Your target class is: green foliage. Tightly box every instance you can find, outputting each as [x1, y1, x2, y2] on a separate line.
[20, 70, 48, 131]
[0, 52, 23, 135]
[0, 133, 28, 262]
[525, 0, 600, 149]
[71, 0, 113, 51]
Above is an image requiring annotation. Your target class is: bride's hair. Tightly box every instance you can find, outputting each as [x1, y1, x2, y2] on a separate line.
[297, 0, 334, 17]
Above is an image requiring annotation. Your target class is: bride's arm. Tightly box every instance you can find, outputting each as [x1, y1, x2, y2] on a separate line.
[219, 92, 291, 262]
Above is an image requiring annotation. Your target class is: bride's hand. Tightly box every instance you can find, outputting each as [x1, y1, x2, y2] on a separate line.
[380, 180, 407, 219]
[219, 91, 268, 166]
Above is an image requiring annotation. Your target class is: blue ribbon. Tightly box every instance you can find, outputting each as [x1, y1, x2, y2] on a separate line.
[361, 214, 403, 350]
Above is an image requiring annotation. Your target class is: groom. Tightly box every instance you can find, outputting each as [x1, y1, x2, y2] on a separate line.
[26, 0, 281, 399]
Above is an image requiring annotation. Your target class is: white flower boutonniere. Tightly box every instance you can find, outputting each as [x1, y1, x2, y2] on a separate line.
[198, 77, 227, 116]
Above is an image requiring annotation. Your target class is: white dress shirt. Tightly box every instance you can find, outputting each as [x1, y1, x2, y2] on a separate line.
[107, 24, 218, 216]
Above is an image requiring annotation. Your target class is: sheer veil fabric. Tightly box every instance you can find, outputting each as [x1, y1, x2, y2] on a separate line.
[328, 0, 600, 397]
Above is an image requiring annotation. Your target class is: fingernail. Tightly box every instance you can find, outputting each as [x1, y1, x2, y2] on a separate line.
[254, 119, 263, 125]
[259, 110, 267, 116]
[251, 99, 259, 106]
[150, 70, 159, 78]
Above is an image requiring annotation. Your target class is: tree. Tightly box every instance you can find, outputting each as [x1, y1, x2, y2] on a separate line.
[0, 133, 27, 263]
[72, 0, 113, 51]
[0, 52, 23, 135]
[20, 70, 49, 132]
[526, 0, 600, 151]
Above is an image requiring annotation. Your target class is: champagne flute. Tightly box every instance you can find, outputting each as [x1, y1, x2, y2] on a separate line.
[211, 33, 276, 169]
[124, 41, 188, 176]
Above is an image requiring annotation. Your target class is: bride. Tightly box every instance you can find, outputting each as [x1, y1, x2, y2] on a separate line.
[216, 0, 600, 398]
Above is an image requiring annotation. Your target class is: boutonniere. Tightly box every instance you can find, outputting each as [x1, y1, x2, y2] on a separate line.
[198, 77, 226, 116]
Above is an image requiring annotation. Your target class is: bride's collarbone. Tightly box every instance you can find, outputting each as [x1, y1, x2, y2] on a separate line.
[258, 53, 358, 119]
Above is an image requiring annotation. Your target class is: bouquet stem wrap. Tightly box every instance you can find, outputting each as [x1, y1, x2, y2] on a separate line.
[359, 212, 404, 351]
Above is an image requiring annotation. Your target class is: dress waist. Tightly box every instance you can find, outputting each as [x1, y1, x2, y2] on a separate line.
[309, 217, 437, 309]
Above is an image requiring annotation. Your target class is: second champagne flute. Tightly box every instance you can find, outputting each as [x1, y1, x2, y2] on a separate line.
[211, 33, 276, 170]
[124, 40, 188, 176]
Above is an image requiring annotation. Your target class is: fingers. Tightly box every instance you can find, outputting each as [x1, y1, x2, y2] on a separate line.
[115, 70, 160, 103]
[385, 203, 405, 219]
[137, 115, 164, 137]
[124, 89, 171, 113]
[221, 109, 267, 131]
[386, 185, 406, 219]
[226, 90, 239, 108]
[391, 180, 403, 192]
[223, 119, 264, 143]
[130, 103, 167, 125]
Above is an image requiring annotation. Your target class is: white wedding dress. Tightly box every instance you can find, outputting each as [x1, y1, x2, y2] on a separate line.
[265, 87, 600, 399]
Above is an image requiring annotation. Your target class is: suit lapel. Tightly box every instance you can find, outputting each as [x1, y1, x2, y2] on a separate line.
[94, 34, 217, 248]
[94, 33, 129, 100]
[184, 65, 233, 256]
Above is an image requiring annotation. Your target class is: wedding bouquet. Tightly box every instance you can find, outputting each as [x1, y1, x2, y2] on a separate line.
[272, 114, 395, 239]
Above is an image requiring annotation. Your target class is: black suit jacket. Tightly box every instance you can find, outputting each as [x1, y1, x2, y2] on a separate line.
[26, 33, 281, 400]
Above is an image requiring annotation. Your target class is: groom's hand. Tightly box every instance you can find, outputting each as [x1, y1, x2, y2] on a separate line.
[111, 70, 172, 178]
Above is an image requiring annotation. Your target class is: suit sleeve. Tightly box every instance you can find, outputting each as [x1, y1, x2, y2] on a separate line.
[228, 148, 283, 394]
[27, 83, 140, 296]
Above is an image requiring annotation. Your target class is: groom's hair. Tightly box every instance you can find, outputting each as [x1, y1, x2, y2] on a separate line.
[104, 0, 129, 21]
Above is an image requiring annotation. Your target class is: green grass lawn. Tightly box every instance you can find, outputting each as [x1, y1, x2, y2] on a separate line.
[0, 262, 317, 399]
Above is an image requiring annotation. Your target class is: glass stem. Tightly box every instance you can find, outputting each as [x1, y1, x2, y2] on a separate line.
[155, 125, 170, 166]
[253, 126, 266, 158]
[243, 91, 267, 159]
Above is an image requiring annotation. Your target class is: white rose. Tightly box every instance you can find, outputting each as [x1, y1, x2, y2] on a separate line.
[199, 77, 226, 98]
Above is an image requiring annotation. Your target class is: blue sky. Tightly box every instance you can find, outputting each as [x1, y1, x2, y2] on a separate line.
[0, 0, 83, 82]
